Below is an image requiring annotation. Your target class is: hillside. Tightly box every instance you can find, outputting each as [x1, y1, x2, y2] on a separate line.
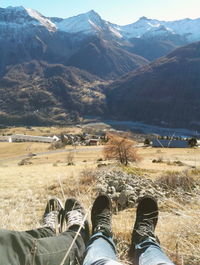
[67, 37, 148, 79]
[0, 61, 107, 125]
[106, 41, 200, 130]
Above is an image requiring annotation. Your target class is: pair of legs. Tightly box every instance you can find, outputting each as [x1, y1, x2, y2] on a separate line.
[0, 198, 89, 265]
[84, 195, 174, 265]
[0, 195, 174, 265]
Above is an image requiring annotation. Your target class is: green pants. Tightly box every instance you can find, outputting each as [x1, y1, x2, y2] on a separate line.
[0, 227, 86, 265]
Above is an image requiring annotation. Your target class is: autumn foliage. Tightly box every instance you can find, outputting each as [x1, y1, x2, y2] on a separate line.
[104, 132, 140, 165]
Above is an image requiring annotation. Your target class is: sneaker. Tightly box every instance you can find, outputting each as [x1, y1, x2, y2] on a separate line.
[130, 196, 158, 250]
[65, 198, 89, 230]
[64, 198, 90, 244]
[43, 197, 64, 233]
[91, 194, 112, 236]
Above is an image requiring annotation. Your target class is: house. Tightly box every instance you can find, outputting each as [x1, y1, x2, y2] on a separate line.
[52, 135, 60, 142]
[10, 134, 55, 143]
[152, 139, 189, 148]
[86, 139, 100, 146]
[0, 136, 9, 142]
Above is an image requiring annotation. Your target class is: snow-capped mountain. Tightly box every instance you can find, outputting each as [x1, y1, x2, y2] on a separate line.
[0, 5, 200, 76]
[0, 6, 56, 31]
[165, 18, 200, 42]
[117, 16, 200, 42]
[53, 11, 200, 42]
[54, 10, 123, 39]
[1, 6, 200, 42]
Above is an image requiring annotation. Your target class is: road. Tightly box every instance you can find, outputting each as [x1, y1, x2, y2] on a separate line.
[0, 146, 104, 163]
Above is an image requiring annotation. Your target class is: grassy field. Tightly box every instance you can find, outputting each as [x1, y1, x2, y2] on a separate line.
[0, 137, 200, 264]
[0, 126, 82, 137]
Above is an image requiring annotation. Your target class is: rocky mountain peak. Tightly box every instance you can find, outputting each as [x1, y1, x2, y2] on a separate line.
[0, 6, 56, 31]
[139, 16, 149, 21]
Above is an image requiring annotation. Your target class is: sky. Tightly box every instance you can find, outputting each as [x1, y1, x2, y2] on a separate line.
[0, 0, 200, 25]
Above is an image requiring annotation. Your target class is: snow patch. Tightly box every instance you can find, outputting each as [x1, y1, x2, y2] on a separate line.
[109, 26, 123, 38]
[88, 19, 101, 31]
[25, 8, 56, 31]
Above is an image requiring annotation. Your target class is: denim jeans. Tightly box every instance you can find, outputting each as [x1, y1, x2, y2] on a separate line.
[135, 238, 175, 265]
[83, 233, 174, 265]
[0, 227, 86, 265]
[83, 232, 122, 265]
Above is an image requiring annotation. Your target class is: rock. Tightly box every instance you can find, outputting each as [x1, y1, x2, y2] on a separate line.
[95, 184, 106, 193]
[94, 168, 198, 211]
[118, 191, 128, 209]
[107, 186, 116, 194]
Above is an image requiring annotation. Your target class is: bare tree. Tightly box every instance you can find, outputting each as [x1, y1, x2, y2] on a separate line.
[104, 132, 139, 166]
[66, 151, 74, 165]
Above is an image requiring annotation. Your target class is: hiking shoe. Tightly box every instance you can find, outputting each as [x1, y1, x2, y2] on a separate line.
[43, 197, 64, 233]
[65, 198, 88, 230]
[91, 194, 112, 237]
[130, 196, 158, 249]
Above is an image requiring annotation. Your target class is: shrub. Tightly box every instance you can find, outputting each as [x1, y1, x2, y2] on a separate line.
[80, 169, 96, 185]
[66, 152, 74, 165]
[144, 138, 150, 145]
[188, 137, 197, 147]
[156, 171, 197, 192]
[49, 141, 65, 150]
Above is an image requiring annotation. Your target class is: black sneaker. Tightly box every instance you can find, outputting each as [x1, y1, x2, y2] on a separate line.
[130, 195, 158, 252]
[43, 197, 64, 233]
[64, 198, 90, 242]
[91, 194, 112, 237]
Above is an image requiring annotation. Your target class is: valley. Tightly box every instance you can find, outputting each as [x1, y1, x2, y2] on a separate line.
[0, 5, 200, 264]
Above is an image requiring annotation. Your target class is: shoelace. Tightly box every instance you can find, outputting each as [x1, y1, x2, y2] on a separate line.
[44, 211, 58, 229]
[67, 210, 84, 228]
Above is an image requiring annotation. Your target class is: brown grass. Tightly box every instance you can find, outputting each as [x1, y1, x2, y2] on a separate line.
[156, 170, 198, 193]
[0, 139, 200, 264]
[0, 126, 82, 137]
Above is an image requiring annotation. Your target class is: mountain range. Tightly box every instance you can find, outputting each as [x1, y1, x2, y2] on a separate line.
[0, 6, 200, 129]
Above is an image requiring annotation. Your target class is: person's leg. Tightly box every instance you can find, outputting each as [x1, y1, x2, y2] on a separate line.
[0, 197, 89, 265]
[0, 197, 62, 265]
[135, 238, 174, 265]
[130, 196, 174, 265]
[83, 194, 122, 265]
[0, 221, 86, 265]
[24, 197, 64, 239]
[30, 198, 89, 265]
[24, 226, 55, 238]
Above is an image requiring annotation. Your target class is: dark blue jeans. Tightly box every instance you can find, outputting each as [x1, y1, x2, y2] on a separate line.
[0, 227, 86, 265]
[83, 233, 174, 265]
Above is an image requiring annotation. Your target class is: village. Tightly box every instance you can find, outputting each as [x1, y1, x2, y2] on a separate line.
[0, 125, 199, 149]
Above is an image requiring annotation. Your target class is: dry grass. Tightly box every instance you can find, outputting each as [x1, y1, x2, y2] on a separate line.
[0, 126, 82, 137]
[0, 139, 200, 264]
[156, 170, 198, 193]
[0, 142, 49, 159]
[112, 197, 200, 265]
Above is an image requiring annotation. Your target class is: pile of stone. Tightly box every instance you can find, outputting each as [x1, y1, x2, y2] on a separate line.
[94, 170, 163, 210]
[94, 169, 199, 210]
